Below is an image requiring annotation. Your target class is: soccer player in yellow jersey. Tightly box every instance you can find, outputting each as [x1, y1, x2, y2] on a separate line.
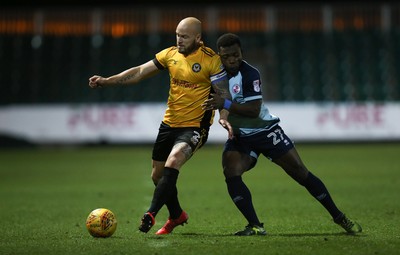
[88, 17, 232, 235]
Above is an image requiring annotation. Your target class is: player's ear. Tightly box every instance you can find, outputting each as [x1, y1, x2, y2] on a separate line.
[196, 34, 202, 44]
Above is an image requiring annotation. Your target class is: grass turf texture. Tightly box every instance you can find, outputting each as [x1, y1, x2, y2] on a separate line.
[1, 143, 399, 255]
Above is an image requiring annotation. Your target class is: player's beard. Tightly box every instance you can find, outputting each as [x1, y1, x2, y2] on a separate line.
[178, 41, 198, 55]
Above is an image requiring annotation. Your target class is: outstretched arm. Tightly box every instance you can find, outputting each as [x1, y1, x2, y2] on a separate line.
[88, 60, 160, 88]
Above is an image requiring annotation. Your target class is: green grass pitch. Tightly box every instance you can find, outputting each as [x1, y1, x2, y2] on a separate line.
[1, 143, 399, 255]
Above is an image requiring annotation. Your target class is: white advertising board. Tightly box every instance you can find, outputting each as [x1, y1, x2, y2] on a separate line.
[0, 102, 399, 144]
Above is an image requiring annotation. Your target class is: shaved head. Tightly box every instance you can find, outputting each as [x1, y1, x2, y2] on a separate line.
[177, 17, 202, 35]
[176, 17, 202, 56]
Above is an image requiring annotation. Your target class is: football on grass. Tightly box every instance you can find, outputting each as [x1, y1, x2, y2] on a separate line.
[85, 208, 117, 238]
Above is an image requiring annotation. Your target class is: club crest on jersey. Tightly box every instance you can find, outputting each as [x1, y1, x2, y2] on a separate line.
[233, 84, 241, 94]
[192, 63, 201, 73]
[253, 80, 260, 92]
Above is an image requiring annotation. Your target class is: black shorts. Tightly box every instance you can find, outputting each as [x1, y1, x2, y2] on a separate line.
[152, 122, 210, 162]
[224, 124, 294, 167]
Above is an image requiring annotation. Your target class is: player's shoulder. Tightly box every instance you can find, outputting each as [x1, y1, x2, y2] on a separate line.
[240, 60, 261, 81]
[241, 60, 260, 74]
[199, 45, 218, 58]
[158, 46, 178, 55]
[156, 46, 180, 64]
[241, 60, 259, 71]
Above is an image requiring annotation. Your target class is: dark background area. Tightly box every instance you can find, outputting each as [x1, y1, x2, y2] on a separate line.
[1, 1, 399, 105]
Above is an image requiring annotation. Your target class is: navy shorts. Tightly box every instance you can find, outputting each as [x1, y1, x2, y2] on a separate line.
[152, 122, 210, 162]
[224, 124, 294, 164]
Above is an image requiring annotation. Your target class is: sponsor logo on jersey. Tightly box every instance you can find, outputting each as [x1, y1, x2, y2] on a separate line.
[171, 77, 198, 88]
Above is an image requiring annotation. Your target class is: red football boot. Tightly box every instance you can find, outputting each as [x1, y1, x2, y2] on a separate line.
[155, 211, 189, 235]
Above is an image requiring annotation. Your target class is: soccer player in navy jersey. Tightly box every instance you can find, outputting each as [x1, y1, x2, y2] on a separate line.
[89, 17, 231, 235]
[202, 33, 362, 236]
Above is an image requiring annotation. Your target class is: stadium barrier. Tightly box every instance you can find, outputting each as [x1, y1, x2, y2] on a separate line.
[1, 102, 399, 144]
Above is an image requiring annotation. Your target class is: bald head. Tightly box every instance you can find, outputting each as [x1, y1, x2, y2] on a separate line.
[176, 17, 202, 55]
[177, 17, 202, 35]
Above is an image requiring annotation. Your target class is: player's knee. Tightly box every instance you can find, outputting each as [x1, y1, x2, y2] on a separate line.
[291, 165, 309, 184]
[151, 170, 163, 184]
[223, 167, 243, 178]
[151, 174, 160, 184]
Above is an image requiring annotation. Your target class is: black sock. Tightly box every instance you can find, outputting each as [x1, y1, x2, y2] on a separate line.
[226, 176, 261, 226]
[152, 179, 182, 219]
[165, 186, 183, 219]
[148, 167, 179, 217]
[300, 172, 342, 219]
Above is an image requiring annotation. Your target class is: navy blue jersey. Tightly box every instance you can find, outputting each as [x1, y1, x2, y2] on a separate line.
[228, 60, 280, 136]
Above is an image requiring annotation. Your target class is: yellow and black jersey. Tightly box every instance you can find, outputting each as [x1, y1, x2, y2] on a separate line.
[153, 45, 226, 128]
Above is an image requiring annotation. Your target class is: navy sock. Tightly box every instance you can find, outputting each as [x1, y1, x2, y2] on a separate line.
[226, 176, 261, 226]
[148, 167, 179, 217]
[300, 172, 342, 219]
